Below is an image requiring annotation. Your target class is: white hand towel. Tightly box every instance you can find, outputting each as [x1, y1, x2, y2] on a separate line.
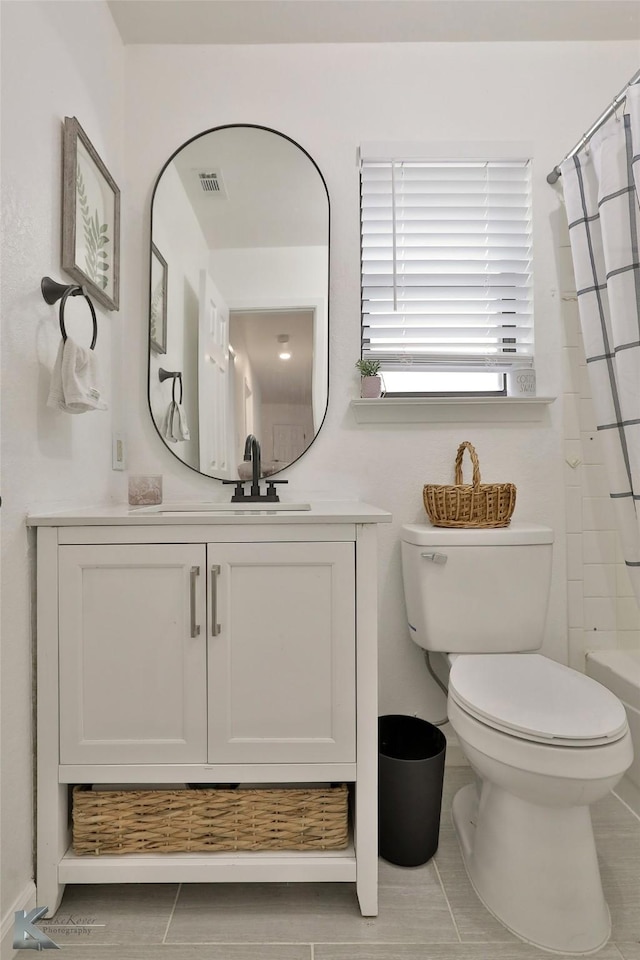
[47, 338, 107, 414]
[163, 401, 178, 442]
[176, 402, 190, 441]
[163, 401, 190, 442]
[46, 341, 66, 411]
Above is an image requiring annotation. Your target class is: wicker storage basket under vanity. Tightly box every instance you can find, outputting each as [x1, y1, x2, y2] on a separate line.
[423, 441, 516, 529]
[72, 784, 349, 855]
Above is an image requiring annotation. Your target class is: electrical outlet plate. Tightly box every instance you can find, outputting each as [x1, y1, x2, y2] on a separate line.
[112, 433, 127, 471]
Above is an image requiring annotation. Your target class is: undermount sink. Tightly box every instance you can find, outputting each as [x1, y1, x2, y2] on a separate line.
[130, 501, 311, 514]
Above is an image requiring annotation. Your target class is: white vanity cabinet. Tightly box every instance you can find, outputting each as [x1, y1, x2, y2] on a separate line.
[58, 540, 355, 766]
[59, 543, 208, 765]
[29, 503, 390, 919]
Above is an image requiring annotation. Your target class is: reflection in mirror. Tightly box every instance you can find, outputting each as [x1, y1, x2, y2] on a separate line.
[148, 125, 329, 481]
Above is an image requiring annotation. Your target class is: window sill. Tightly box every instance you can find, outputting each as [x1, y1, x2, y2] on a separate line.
[351, 396, 556, 424]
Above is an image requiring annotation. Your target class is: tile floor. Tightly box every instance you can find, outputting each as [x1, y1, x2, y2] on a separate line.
[39, 767, 640, 960]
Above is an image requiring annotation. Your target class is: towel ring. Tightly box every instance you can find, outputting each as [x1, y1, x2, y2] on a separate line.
[41, 276, 98, 350]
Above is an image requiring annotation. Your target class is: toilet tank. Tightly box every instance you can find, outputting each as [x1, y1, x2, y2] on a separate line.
[401, 522, 554, 654]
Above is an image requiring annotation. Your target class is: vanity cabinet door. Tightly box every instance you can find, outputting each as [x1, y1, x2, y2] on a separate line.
[58, 544, 208, 764]
[207, 541, 356, 764]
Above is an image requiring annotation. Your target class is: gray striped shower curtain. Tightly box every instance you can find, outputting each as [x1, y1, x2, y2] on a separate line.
[562, 83, 640, 601]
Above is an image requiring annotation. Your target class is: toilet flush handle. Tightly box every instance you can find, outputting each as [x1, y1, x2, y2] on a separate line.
[421, 552, 448, 564]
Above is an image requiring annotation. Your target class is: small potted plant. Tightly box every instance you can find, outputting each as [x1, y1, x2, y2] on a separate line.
[355, 359, 383, 398]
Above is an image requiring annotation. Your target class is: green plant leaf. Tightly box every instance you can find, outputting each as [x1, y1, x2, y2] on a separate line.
[355, 358, 382, 377]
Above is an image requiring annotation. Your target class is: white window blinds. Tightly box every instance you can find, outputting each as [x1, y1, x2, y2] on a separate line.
[360, 159, 533, 372]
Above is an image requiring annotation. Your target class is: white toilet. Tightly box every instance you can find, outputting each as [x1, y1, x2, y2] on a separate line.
[401, 521, 634, 955]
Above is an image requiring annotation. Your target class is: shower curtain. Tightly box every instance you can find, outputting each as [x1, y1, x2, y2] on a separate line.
[561, 83, 640, 602]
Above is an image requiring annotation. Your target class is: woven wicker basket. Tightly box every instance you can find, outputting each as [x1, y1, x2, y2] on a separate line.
[423, 441, 516, 528]
[72, 784, 349, 855]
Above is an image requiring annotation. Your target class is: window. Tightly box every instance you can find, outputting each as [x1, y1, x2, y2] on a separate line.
[360, 157, 533, 395]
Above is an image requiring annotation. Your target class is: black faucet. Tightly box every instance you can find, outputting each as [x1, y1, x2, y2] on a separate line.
[222, 434, 288, 502]
[244, 434, 262, 497]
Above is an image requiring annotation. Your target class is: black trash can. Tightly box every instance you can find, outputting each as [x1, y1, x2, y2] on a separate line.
[378, 714, 446, 867]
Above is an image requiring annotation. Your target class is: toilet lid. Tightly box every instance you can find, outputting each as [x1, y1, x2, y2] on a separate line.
[449, 654, 628, 745]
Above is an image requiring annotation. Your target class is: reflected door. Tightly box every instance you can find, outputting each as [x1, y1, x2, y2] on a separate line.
[198, 270, 231, 477]
[273, 424, 306, 462]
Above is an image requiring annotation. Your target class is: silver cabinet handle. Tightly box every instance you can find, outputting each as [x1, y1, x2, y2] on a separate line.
[190, 566, 201, 637]
[211, 565, 221, 636]
[421, 552, 448, 564]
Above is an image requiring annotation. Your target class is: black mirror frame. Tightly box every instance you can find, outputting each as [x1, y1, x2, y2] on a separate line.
[147, 123, 331, 483]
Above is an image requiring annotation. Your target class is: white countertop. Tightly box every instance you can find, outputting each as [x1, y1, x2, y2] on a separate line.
[26, 500, 392, 527]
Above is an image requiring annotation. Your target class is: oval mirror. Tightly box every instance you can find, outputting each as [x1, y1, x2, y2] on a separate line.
[148, 124, 329, 481]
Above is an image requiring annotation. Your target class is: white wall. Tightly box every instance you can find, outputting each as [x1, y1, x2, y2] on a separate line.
[0, 0, 124, 932]
[151, 163, 210, 470]
[122, 40, 639, 728]
[211, 245, 329, 307]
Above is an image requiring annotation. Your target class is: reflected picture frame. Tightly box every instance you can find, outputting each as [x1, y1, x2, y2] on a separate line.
[62, 116, 120, 311]
[150, 242, 168, 354]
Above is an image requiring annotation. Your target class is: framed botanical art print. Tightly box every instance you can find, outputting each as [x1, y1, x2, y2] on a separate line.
[150, 242, 168, 354]
[62, 116, 120, 311]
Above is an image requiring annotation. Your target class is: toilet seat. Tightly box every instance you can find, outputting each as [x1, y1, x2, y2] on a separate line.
[449, 654, 628, 746]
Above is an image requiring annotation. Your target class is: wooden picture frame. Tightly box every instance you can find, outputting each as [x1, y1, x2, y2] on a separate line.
[62, 116, 120, 311]
[150, 242, 168, 354]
